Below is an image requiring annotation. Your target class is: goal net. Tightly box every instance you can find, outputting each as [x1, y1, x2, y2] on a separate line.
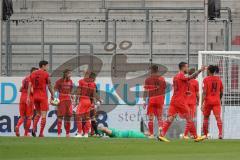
[198, 51, 240, 139]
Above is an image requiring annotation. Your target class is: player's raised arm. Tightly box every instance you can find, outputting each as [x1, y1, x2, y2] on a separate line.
[177, 62, 205, 81]
[188, 66, 205, 80]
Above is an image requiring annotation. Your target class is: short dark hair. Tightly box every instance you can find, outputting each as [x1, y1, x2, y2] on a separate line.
[63, 69, 71, 78]
[39, 60, 48, 68]
[150, 65, 159, 73]
[30, 67, 38, 73]
[208, 65, 219, 74]
[188, 68, 196, 75]
[179, 62, 188, 70]
[63, 69, 71, 74]
[89, 72, 96, 79]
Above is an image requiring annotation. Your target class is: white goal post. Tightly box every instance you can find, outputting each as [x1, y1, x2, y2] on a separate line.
[198, 51, 240, 139]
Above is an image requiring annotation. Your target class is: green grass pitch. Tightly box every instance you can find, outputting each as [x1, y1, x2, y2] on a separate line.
[0, 137, 240, 160]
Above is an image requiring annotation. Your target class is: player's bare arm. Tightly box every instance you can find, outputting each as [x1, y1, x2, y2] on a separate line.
[19, 86, 23, 92]
[196, 92, 200, 105]
[48, 79, 54, 100]
[26, 82, 32, 105]
[201, 90, 206, 112]
[188, 66, 206, 80]
[93, 88, 101, 103]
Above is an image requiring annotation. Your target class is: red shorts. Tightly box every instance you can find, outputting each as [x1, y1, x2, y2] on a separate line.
[188, 104, 196, 119]
[168, 100, 190, 119]
[203, 103, 221, 117]
[19, 100, 34, 117]
[147, 103, 163, 116]
[34, 96, 49, 112]
[77, 98, 91, 115]
[57, 100, 72, 117]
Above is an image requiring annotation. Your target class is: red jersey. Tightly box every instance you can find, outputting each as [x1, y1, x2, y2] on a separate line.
[172, 72, 190, 102]
[54, 78, 73, 101]
[144, 75, 166, 104]
[203, 76, 223, 105]
[20, 75, 31, 101]
[186, 79, 199, 105]
[78, 78, 96, 99]
[30, 69, 50, 98]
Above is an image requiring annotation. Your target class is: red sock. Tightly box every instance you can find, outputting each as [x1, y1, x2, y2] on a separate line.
[57, 120, 62, 135]
[77, 120, 83, 134]
[158, 118, 163, 129]
[216, 116, 223, 137]
[203, 118, 209, 136]
[188, 121, 197, 139]
[161, 121, 172, 137]
[24, 119, 31, 136]
[184, 121, 190, 136]
[65, 121, 70, 135]
[40, 118, 46, 136]
[84, 120, 91, 134]
[16, 117, 24, 128]
[148, 120, 154, 135]
[33, 114, 41, 132]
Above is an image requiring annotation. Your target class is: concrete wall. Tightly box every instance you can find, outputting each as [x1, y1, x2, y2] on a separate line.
[2, 0, 239, 76]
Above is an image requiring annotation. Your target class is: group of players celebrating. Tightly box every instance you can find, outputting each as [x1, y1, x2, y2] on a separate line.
[143, 62, 223, 142]
[15, 60, 101, 138]
[15, 60, 223, 142]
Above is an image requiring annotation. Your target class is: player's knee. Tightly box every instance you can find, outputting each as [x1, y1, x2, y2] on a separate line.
[215, 115, 222, 121]
[58, 116, 63, 120]
[41, 112, 47, 118]
[26, 116, 32, 120]
[157, 116, 162, 120]
[85, 116, 90, 121]
[148, 116, 154, 121]
[36, 110, 41, 115]
[204, 116, 209, 120]
[167, 116, 174, 122]
[64, 116, 71, 121]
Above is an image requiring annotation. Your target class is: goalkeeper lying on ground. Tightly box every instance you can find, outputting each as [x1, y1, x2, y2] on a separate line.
[98, 126, 148, 138]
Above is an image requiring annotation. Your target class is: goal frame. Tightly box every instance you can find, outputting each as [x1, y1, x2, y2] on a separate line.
[197, 51, 240, 136]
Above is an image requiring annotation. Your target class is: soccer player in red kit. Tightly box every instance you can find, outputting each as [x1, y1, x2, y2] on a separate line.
[143, 65, 166, 138]
[183, 68, 199, 139]
[15, 67, 38, 137]
[75, 71, 98, 138]
[27, 60, 54, 137]
[158, 62, 205, 142]
[54, 69, 73, 137]
[202, 65, 223, 139]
